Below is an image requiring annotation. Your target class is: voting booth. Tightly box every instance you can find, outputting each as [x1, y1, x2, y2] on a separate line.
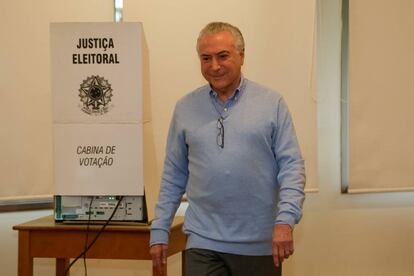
[51, 22, 158, 223]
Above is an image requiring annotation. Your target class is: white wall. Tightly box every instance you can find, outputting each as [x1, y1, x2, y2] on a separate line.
[2, 0, 414, 275]
[283, 0, 414, 275]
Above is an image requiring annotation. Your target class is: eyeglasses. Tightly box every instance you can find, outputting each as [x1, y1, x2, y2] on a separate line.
[217, 117, 224, 148]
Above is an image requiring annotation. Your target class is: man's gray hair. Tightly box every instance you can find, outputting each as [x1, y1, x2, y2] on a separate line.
[197, 22, 245, 53]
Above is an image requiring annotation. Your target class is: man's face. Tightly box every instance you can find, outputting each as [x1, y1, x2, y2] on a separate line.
[198, 31, 244, 96]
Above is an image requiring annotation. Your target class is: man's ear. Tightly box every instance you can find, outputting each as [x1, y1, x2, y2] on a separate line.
[240, 49, 245, 65]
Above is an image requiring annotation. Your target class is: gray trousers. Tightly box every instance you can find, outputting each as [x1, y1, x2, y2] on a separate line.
[185, 248, 282, 276]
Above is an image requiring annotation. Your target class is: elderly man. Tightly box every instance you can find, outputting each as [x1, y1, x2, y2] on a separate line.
[150, 22, 305, 276]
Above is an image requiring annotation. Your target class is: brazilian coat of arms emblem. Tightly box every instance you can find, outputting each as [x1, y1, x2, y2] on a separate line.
[79, 75, 113, 115]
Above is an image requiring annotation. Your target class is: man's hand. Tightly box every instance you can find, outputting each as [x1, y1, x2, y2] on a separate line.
[272, 224, 294, 268]
[150, 244, 168, 275]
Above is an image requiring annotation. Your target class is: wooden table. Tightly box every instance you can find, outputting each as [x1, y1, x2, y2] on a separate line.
[13, 215, 186, 276]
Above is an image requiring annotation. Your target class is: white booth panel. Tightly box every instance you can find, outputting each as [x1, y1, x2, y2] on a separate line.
[51, 22, 144, 123]
[53, 123, 144, 195]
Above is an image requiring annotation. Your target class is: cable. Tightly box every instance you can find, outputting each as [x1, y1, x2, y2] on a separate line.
[83, 196, 94, 276]
[63, 196, 124, 276]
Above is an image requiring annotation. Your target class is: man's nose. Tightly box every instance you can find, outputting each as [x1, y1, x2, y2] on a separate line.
[211, 57, 221, 70]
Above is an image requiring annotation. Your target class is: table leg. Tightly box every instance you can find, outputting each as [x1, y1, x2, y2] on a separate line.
[56, 258, 70, 276]
[152, 261, 167, 276]
[17, 231, 33, 276]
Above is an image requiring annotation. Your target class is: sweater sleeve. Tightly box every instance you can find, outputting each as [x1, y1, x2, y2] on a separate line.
[150, 104, 189, 246]
[273, 97, 306, 228]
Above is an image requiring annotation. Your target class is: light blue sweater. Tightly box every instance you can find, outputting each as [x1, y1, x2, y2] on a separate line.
[150, 78, 305, 255]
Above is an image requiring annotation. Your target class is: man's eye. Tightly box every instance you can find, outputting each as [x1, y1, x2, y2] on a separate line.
[219, 54, 229, 60]
[202, 57, 211, 62]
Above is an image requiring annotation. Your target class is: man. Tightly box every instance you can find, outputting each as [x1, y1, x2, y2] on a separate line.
[150, 22, 305, 276]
